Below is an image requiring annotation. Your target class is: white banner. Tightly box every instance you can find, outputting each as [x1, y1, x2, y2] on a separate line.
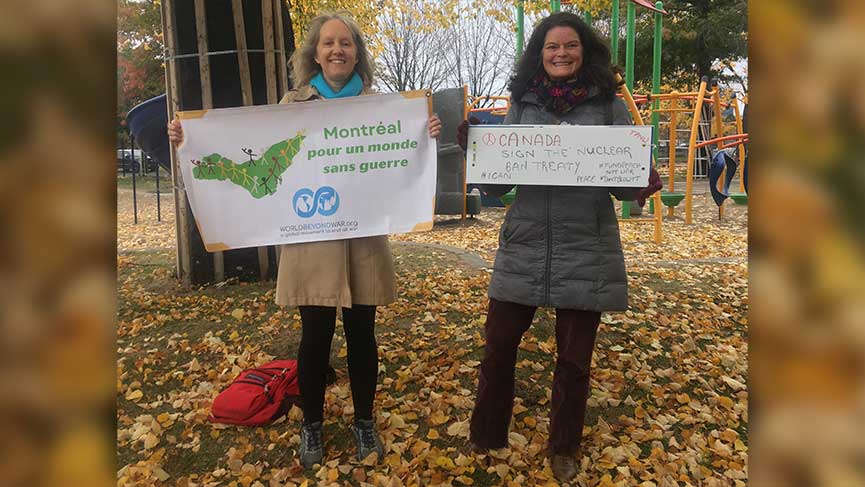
[466, 124, 653, 187]
[176, 91, 436, 251]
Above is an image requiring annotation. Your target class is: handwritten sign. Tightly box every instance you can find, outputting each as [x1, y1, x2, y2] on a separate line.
[175, 91, 436, 251]
[466, 125, 653, 187]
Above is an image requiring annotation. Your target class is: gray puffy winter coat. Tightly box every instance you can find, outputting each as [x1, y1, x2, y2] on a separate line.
[485, 89, 640, 311]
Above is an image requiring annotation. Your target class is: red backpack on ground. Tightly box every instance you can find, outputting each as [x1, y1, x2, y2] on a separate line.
[209, 360, 300, 426]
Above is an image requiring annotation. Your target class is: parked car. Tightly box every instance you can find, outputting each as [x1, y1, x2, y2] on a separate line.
[117, 149, 158, 173]
[117, 149, 143, 172]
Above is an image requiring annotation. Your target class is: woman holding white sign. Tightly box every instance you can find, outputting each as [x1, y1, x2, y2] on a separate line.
[169, 11, 441, 469]
[456, 12, 661, 482]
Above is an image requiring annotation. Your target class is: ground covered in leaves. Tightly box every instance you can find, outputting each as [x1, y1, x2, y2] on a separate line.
[118, 184, 747, 487]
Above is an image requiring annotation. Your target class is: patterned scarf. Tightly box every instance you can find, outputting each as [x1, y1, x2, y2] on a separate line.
[527, 72, 589, 115]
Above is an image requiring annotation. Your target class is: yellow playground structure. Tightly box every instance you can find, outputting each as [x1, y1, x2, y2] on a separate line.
[643, 77, 748, 224]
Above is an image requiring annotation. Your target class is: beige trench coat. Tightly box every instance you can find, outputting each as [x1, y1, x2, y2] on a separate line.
[274, 85, 397, 308]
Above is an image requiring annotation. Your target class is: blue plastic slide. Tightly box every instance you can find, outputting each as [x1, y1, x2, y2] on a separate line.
[126, 94, 171, 170]
[708, 148, 739, 207]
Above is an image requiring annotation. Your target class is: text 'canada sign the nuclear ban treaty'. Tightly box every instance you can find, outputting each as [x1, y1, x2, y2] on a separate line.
[175, 91, 437, 251]
[466, 124, 653, 187]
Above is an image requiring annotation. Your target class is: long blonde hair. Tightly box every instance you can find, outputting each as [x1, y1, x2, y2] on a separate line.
[290, 12, 374, 89]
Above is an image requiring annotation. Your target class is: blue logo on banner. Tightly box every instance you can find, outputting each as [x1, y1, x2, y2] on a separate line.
[293, 186, 340, 218]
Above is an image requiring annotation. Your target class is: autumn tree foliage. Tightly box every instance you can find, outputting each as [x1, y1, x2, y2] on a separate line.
[116, 0, 747, 138]
[287, 0, 379, 49]
[117, 0, 165, 144]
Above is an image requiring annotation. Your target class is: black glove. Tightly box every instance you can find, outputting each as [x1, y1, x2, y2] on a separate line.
[636, 167, 663, 206]
[456, 116, 481, 151]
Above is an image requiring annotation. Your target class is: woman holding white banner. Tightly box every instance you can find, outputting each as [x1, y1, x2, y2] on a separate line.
[169, 11, 441, 469]
[455, 12, 661, 482]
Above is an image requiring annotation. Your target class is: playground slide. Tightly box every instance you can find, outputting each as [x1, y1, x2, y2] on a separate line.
[126, 94, 171, 171]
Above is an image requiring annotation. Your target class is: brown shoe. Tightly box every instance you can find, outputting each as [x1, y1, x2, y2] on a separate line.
[551, 454, 577, 482]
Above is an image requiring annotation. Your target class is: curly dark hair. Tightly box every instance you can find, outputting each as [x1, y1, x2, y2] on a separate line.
[509, 12, 618, 102]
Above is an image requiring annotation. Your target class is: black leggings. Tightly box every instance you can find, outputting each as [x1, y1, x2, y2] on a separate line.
[297, 305, 378, 424]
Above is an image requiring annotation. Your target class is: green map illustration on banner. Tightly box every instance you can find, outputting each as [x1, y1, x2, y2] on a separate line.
[191, 133, 305, 199]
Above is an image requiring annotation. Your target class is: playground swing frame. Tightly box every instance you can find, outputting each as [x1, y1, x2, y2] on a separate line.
[682, 80, 748, 222]
[644, 78, 747, 223]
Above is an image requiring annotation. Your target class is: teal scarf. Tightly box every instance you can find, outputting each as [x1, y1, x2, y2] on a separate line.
[311, 72, 363, 99]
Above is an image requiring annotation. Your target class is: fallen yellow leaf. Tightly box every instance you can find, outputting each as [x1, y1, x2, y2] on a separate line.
[430, 411, 449, 425]
[718, 396, 735, 409]
[446, 420, 470, 437]
[125, 389, 143, 401]
[436, 456, 456, 469]
[390, 413, 406, 428]
[153, 467, 170, 481]
[142, 433, 159, 449]
[361, 452, 379, 466]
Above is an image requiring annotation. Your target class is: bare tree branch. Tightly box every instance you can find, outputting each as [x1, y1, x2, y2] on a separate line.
[373, 0, 452, 93]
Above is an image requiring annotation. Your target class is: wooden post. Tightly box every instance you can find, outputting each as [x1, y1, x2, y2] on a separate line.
[256, 0, 280, 281]
[194, 0, 213, 109]
[161, 0, 193, 286]
[273, 0, 290, 97]
[192, 0, 225, 283]
[232, 0, 254, 106]
[262, 0, 278, 104]
[273, 3, 290, 277]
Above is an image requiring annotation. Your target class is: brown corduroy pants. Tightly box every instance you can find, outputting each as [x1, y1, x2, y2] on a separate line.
[469, 298, 601, 455]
